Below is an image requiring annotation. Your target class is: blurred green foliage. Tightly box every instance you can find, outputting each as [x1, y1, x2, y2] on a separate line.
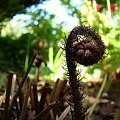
[0, 0, 120, 82]
[0, 5, 65, 81]
[61, 0, 120, 76]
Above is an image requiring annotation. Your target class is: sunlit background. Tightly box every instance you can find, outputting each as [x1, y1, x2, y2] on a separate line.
[0, 0, 120, 83]
[0, 0, 120, 119]
[11, 0, 79, 30]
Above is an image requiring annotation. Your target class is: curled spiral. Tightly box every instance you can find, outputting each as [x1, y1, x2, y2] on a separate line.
[67, 25, 106, 66]
[65, 25, 106, 120]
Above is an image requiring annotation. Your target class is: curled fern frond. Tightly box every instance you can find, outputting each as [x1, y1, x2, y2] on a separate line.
[65, 25, 106, 120]
[67, 25, 106, 66]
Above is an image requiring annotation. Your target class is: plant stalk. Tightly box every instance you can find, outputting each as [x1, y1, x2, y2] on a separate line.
[2, 71, 14, 120]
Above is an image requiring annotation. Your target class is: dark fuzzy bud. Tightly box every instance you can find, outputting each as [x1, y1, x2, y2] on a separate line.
[69, 26, 106, 66]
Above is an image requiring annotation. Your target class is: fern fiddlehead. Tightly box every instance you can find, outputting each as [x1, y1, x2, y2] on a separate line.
[65, 25, 105, 120]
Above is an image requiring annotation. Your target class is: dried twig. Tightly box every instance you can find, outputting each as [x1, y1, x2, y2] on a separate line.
[32, 84, 38, 114]
[33, 101, 58, 120]
[32, 53, 42, 114]
[50, 79, 67, 117]
[58, 106, 70, 120]
[2, 71, 14, 120]
[19, 83, 31, 120]
[11, 74, 16, 99]
[38, 83, 50, 113]
[51, 79, 67, 102]
[9, 53, 36, 113]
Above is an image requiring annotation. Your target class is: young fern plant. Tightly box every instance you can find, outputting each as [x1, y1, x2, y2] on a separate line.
[65, 25, 105, 120]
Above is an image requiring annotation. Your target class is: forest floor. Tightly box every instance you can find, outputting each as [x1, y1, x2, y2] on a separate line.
[85, 81, 120, 120]
[0, 74, 120, 120]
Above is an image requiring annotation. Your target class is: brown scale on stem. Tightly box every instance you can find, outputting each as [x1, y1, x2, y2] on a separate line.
[65, 25, 105, 120]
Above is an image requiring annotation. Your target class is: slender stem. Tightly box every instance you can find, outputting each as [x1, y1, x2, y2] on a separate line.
[50, 79, 67, 117]
[33, 101, 58, 120]
[88, 73, 109, 117]
[106, 0, 112, 19]
[34, 66, 39, 82]
[2, 71, 14, 120]
[10, 74, 16, 99]
[58, 106, 70, 120]
[19, 83, 30, 120]
[49, 44, 53, 70]
[24, 35, 31, 71]
[32, 84, 38, 114]
[38, 83, 50, 113]
[66, 32, 85, 120]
